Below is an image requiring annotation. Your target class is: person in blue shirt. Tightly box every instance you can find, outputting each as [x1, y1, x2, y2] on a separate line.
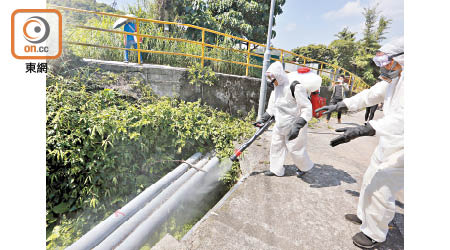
[123, 20, 142, 63]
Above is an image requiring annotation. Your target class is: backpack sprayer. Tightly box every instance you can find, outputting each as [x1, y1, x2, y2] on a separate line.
[230, 116, 275, 162]
[229, 67, 322, 161]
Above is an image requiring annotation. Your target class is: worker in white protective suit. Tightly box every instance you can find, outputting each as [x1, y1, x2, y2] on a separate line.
[316, 37, 404, 248]
[254, 61, 320, 177]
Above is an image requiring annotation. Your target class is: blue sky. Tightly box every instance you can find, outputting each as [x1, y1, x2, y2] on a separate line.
[98, 0, 404, 50]
[272, 0, 404, 50]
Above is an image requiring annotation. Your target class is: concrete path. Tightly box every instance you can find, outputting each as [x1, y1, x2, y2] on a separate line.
[159, 110, 404, 250]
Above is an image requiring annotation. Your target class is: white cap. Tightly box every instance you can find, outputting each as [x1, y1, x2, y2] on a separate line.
[379, 36, 404, 67]
[266, 61, 289, 86]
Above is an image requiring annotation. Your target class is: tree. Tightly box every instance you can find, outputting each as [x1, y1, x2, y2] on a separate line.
[155, 0, 172, 21]
[155, 0, 188, 22]
[335, 27, 356, 41]
[177, 0, 220, 42]
[330, 27, 358, 70]
[355, 5, 392, 84]
[336, 5, 395, 85]
[207, 0, 286, 45]
[329, 39, 358, 71]
[361, 5, 391, 53]
[361, 5, 378, 52]
[291, 44, 335, 64]
[150, 0, 219, 42]
[127, 0, 286, 47]
[375, 16, 392, 43]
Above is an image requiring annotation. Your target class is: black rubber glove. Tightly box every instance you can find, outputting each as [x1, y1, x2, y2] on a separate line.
[288, 117, 307, 141]
[330, 123, 376, 147]
[315, 101, 348, 115]
[253, 112, 272, 127]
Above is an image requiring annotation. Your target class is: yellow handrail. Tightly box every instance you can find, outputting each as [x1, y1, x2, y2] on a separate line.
[51, 5, 370, 93]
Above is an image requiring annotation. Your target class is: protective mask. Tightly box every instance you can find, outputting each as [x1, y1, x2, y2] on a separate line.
[266, 71, 277, 90]
[267, 78, 276, 90]
[337, 79, 343, 83]
[379, 61, 401, 82]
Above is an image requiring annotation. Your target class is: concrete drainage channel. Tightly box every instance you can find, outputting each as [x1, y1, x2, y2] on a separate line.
[67, 151, 231, 250]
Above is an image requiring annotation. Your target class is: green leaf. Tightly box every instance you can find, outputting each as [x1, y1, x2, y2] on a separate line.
[52, 202, 70, 214]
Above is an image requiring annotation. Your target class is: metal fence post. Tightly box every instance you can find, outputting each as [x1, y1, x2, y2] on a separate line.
[349, 75, 355, 96]
[246, 42, 251, 76]
[280, 50, 284, 66]
[201, 30, 205, 67]
[332, 67, 336, 82]
[136, 19, 141, 64]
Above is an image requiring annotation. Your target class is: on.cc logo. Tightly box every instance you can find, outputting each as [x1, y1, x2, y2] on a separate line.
[11, 9, 62, 59]
[23, 16, 50, 44]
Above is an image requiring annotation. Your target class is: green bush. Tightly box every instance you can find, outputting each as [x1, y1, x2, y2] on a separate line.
[187, 63, 217, 87]
[321, 74, 331, 87]
[46, 68, 254, 248]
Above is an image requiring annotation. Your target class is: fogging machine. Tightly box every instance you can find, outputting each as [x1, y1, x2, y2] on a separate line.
[230, 116, 275, 161]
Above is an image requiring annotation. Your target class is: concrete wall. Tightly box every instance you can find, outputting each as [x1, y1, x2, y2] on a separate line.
[84, 59, 267, 117]
[82, 59, 354, 115]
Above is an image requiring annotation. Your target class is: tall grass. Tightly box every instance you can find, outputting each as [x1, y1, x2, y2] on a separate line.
[66, 9, 263, 77]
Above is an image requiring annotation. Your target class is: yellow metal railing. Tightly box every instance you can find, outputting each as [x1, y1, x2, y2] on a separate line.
[51, 5, 371, 93]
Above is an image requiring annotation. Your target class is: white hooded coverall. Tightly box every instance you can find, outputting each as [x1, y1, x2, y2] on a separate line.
[265, 62, 314, 176]
[342, 37, 404, 242]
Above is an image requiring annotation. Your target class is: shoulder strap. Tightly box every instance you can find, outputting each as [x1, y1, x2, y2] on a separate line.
[290, 81, 300, 98]
[127, 23, 136, 32]
[290, 80, 312, 101]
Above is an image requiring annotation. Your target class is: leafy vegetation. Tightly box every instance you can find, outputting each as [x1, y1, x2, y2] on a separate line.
[207, 0, 286, 44]
[148, 0, 286, 45]
[329, 28, 358, 72]
[320, 75, 331, 87]
[46, 64, 254, 248]
[187, 62, 217, 87]
[291, 44, 335, 65]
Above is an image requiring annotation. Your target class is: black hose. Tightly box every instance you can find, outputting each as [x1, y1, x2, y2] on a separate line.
[230, 116, 275, 161]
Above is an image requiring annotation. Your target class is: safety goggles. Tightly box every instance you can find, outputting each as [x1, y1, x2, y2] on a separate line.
[373, 52, 404, 67]
[372, 54, 391, 67]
